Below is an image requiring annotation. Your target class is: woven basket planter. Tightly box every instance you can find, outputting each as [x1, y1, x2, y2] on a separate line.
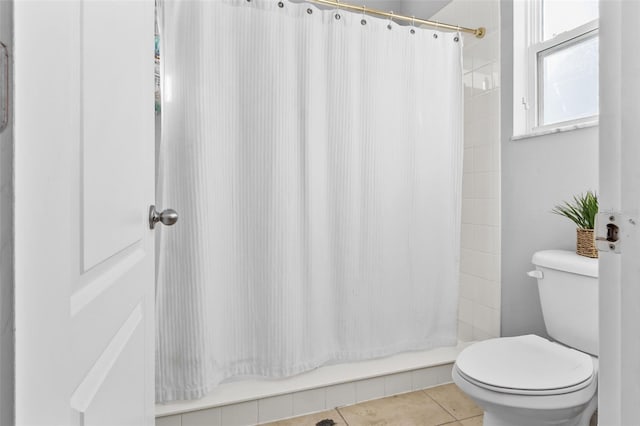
[576, 228, 598, 258]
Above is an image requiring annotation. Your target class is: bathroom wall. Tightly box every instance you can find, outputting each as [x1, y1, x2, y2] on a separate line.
[0, 1, 13, 424]
[500, 1, 599, 337]
[431, 0, 502, 341]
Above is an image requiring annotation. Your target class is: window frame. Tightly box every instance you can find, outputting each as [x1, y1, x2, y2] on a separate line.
[513, 0, 599, 138]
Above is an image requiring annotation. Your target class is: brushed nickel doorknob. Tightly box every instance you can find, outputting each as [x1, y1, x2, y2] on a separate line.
[149, 205, 178, 229]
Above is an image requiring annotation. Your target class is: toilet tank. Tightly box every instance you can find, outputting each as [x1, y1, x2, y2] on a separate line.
[531, 250, 598, 356]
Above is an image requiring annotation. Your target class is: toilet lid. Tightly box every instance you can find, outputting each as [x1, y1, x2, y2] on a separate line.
[455, 335, 594, 392]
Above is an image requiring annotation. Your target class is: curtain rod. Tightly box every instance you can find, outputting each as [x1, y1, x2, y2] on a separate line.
[306, 0, 485, 38]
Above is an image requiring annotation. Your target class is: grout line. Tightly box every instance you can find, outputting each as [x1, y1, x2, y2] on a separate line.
[458, 414, 483, 420]
[335, 407, 349, 425]
[421, 386, 460, 422]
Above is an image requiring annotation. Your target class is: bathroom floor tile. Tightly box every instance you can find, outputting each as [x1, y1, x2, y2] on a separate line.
[460, 415, 483, 425]
[259, 409, 346, 426]
[423, 383, 483, 420]
[435, 415, 483, 426]
[337, 390, 455, 426]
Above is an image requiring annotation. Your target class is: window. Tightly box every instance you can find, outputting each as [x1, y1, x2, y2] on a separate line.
[513, 0, 599, 136]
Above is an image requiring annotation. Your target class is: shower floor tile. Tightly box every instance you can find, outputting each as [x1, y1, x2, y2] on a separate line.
[259, 384, 484, 426]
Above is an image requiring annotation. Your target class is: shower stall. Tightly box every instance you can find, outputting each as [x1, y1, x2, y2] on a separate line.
[156, 0, 466, 420]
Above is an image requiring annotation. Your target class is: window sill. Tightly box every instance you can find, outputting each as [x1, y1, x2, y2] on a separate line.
[511, 119, 599, 141]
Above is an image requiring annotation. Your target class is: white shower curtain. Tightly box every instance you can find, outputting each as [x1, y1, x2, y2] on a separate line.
[157, 0, 463, 403]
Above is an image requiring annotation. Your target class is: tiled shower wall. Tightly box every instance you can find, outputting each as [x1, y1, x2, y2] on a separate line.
[432, 1, 501, 341]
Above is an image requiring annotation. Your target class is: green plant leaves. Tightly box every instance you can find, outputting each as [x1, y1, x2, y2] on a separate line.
[552, 191, 598, 229]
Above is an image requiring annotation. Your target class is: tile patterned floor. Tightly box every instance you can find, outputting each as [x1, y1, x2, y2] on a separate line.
[261, 383, 483, 426]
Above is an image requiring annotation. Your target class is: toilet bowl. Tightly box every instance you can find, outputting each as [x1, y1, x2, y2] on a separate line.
[453, 334, 597, 426]
[453, 250, 599, 426]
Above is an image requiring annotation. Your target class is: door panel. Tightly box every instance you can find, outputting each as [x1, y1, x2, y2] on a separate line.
[70, 247, 147, 389]
[71, 306, 145, 426]
[14, 1, 156, 425]
[82, 1, 151, 270]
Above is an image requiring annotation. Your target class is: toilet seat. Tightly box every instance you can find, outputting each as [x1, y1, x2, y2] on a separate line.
[455, 335, 595, 396]
[455, 366, 594, 396]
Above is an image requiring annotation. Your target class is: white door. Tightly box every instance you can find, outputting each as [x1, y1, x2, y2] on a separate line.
[14, 1, 159, 425]
[598, 1, 640, 424]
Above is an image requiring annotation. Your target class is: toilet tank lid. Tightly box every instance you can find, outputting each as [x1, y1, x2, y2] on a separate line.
[532, 250, 598, 278]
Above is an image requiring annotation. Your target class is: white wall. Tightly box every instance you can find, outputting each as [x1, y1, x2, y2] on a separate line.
[432, 0, 501, 341]
[0, 1, 13, 424]
[499, 0, 598, 337]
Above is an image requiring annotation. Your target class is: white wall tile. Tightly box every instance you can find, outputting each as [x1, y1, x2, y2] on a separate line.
[462, 173, 475, 199]
[411, 367, 439, 390]
[457, 320, 474, 342]
[384, 372, 413, 396]
[459, 272, 475, 299]
[484, 225, 500, 255]
[473, 327, 495, 341]
[220, 401, 258, 426]
[435, 363, 454, 383]
[475, 172, 499, 199]
[156, 415, 182, 426]
[325, 382, 356, 408]
[475, 252, 500, 281]
[460, 224, 474, 251]
[473, 63, 495, 94]
[463, 148, 474, 172]
[439, 0, 501, 343]
[473, 145, 495, 173]
[354, 377, 385, 403]
[463, 46, 474, 74]
[465, 122, 480, 148]
[461, 199, 475, 225]
[473, 303, 493, 335]
[464, 71, 474, 97]
[182, 407, 221, 426]
[460, 248, 473, 275]
[492, 62, 501, 89]
[475, 278, 501, 310]
[492, 308, 501, 336]
[475, 198, 499, 226]
[474, 304, 501, 338]
[464, 95, 474, 126]
[467, 111, 499, 148]
[458, 297, 474, 324]
[472, 223, 500, 254]
[471, 32, 500, 71]
[258, 394, 294, 424]
[292, 388, 326, 416]
[476, 112, 500, 147]
[474, 90, 500, 123]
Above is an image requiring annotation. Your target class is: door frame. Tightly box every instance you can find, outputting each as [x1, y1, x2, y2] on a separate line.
[0, 0, 13, 424]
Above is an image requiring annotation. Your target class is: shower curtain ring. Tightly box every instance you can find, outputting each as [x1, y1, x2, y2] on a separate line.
[433, 20, 440, 38]
[334, 0, 341, 20]
[410, 15, 416, 34]
[454, 24, 461, 42]
[387, 11, 394, 30]
[360, 5, 367, 26]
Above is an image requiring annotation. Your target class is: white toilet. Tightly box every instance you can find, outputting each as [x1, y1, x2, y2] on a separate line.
[453, 250, 598, 426]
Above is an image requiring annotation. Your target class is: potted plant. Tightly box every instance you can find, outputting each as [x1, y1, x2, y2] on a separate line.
[552, 191, 599, 258]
